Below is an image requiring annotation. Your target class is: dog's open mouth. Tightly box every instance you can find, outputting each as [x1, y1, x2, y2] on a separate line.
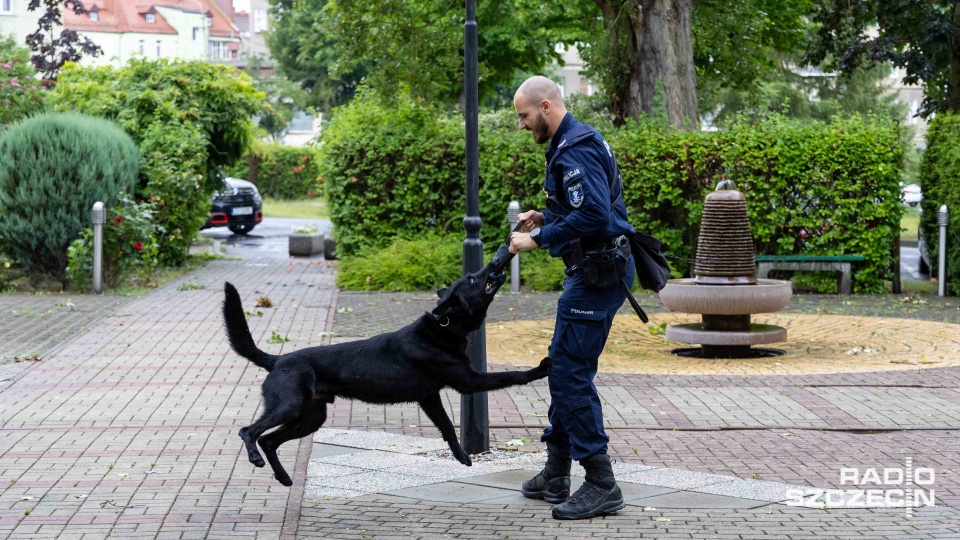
[485, 272, 506, 295]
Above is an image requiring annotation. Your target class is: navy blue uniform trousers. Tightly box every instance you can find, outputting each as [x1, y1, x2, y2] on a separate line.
[541, 256, 635, 460]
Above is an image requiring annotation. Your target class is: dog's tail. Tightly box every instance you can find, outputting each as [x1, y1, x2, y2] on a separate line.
[222, 282, 278, 371]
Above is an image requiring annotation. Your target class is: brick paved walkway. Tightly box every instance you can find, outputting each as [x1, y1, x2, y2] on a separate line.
[307, 288, 960, 538]
[3, 260, 960, 539]
[0, 258, 336, 539]
[0, 294, 131, 385]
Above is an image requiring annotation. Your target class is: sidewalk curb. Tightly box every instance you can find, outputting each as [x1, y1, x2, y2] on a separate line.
[281, 286, 339, 540]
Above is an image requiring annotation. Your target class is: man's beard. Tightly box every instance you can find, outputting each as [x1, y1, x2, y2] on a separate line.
[532, 112, 550, 144]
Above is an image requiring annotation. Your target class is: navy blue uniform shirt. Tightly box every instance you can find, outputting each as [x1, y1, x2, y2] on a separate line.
[539, 112, 635, 258]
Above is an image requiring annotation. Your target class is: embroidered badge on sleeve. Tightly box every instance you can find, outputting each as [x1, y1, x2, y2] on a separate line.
[568, 182, 584, 208]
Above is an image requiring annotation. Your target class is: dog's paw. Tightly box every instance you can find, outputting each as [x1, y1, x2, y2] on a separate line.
[453, 450, 472, 467]
[249, 453, 265, 468]
[534, 356, 552, 376]
[276, 472, 293, 486]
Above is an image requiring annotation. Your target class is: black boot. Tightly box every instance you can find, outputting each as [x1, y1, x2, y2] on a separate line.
[551, 453, 625, 520]
[521, 442, 571, 503]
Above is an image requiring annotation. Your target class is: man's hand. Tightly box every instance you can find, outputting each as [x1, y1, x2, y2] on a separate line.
[509, 232, 538, 254]
[517, 210, 544, 232]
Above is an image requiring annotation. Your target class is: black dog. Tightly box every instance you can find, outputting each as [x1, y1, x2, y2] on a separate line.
[222, 262, 551, 486]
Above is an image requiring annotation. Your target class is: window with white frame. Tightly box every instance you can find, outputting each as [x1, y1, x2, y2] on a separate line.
[156, 40, 161, 58]
[146, 13, 155, 23]
[88, 9, 98, 21]
[209, 41, 230, 61]
[138, 39, 145, 55]
[253, 9, 267, 33]
[1, 0, 13, 14]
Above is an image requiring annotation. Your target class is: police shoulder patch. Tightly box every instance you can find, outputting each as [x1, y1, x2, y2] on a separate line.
[567, 182, 584, 208]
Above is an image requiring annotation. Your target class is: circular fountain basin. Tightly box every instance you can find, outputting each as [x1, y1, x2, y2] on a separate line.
[658, 278, 792, 315]
[665, 323, 787, 345]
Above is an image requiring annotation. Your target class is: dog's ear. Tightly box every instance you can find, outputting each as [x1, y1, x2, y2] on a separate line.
[436, 287, 448, 298]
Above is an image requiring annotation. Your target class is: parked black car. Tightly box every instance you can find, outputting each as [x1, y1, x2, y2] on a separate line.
[202, 177, 263, 235]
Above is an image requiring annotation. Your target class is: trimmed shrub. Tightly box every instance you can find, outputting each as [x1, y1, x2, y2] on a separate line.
[0, 113, 139, 281]
[67, 192, 161, 291]
[617, 114, 903, 293]
[242, 142, 323, 199]
[50, 59, 263, 265]
[919, 113, 960, 295]
[322, 92, 903, 293]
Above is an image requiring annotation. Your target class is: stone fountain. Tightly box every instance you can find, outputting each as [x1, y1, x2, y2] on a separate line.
[658, 181, 792, 358]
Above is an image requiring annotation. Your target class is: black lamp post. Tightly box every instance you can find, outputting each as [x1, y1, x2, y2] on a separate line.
[460, 0, 489, 455]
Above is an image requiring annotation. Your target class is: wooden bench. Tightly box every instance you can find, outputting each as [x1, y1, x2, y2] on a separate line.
[755, 255, 866, 294]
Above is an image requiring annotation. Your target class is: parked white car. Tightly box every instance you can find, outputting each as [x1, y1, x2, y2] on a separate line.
[901, 183, 922, 206]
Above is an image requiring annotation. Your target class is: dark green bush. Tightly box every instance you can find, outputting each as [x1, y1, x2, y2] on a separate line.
[323, 92, 903, 293]
[919, 113, 960, 295]
[50, 59, 262, 265]
[243, 142, 323, 199]
[336, 234, 465, 291]
[518, 249, 567, 292]
[0, 113, 139, 281]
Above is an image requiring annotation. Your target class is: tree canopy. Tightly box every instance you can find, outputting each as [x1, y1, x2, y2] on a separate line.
[805, 0, 960, 117]
[267, 0, 879, 125]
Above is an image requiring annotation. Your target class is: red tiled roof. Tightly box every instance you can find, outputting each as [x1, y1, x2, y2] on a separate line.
[64, 0, 239, 38]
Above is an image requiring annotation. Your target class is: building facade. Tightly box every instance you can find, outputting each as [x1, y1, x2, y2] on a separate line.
[0, 0, 40, 47]
[52, 0, 243, 66]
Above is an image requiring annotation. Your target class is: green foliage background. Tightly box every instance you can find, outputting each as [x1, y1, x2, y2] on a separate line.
[322, 93, 903, 292]
[0, 35, 46, 127]
[0, 113, 139, 281]
[232, 142, 323, 199]
[50, 59, 262, 265]
[919, 113, 960, 295]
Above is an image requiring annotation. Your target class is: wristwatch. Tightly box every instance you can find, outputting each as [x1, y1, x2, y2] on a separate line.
[530, 227, 542, 247]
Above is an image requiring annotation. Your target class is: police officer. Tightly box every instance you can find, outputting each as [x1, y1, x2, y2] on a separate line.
[508, 76, 636, 520]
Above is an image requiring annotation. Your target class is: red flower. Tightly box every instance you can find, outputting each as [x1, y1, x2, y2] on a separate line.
[307, 191, 317, 198]
[132, 241, 143, 252]
[111, 215, 125, 226]
[293, 165, 304, 173]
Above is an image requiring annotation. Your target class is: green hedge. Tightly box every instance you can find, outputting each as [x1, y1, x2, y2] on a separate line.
[920, 113, 960, 295]
[322, 92, 903, 293]
[50, 59, 262, 265]
[0, 113, 139, 281]
[237, 142, 323, 199]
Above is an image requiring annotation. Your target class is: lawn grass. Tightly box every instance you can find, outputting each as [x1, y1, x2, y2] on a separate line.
[261, 198, 329, 220]
[901, 204, 920, 242]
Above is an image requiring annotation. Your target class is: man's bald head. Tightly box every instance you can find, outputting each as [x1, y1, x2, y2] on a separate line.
[515, 76, 564, 106]
[514, 76, 567, 144]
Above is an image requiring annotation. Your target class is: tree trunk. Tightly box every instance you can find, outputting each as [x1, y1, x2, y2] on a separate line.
[597, 0, 699, 129]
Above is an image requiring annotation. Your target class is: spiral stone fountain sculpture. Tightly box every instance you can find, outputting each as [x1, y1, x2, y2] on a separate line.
[657, 181, 792, 358]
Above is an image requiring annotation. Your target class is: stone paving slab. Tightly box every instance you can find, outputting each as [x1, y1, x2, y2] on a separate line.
[305, 430, 886, 513]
